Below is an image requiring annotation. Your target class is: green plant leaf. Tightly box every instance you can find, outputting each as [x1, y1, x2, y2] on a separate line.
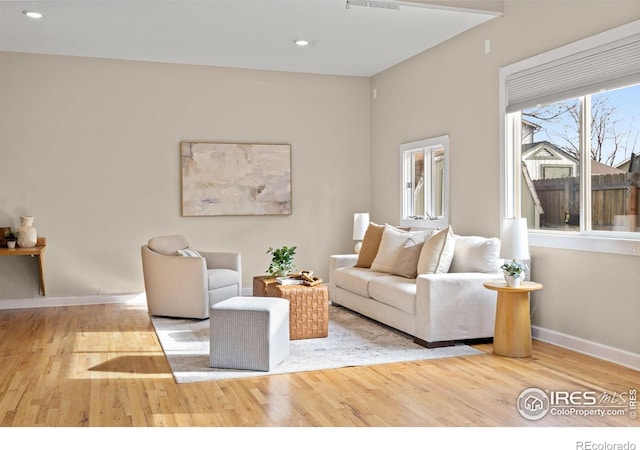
[266, 245, 297, 276]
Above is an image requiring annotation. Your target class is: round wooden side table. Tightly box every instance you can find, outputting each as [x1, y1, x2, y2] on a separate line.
[483, 280, 543, 358]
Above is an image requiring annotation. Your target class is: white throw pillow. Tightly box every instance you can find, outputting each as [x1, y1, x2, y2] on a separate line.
[370, 225, 411, 273]
[177, 247, 202, 258]
[449, 236, 501, 273]
[416, 226, 455, 274]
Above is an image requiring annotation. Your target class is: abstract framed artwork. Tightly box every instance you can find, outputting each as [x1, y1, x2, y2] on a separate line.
[180, 142, 292, 216]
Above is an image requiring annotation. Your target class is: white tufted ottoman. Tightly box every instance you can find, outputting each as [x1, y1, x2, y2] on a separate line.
[210, 296, 290, 371]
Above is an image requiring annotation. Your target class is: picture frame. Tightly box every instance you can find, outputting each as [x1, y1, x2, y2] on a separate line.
[180, 142, 292, 216]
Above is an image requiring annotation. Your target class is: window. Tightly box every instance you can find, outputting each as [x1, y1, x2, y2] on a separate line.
[542, 166, 572, 180]
[400, 135, 449, 229]
[500, 20, 640, 255]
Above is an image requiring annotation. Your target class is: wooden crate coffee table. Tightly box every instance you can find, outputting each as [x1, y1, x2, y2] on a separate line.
[253, 276, 277, 297]
[253, 276, 328, 340]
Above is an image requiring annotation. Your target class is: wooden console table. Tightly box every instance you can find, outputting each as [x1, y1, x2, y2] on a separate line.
[0, 237, 47, 296]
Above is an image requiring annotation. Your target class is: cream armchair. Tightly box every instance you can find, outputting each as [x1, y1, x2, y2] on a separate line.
[141, 235, 242, 319]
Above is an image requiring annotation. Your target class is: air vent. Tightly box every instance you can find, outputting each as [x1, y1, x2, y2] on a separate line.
[346, 1, 400, 10]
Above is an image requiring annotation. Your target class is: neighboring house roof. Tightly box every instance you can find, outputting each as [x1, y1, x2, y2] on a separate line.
[524, 141, 626, 174]
[521, 119, 542, 132]
[616, 152, 640, 172]
[616, 156, 632, 170]
[591, 160, 625, 175]
[522, 141, 578, 162]
[521, 120, 542, 144]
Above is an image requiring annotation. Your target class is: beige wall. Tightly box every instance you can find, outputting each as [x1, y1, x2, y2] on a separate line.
[370, 1, 640, 354]
[0, 52, 370, 298]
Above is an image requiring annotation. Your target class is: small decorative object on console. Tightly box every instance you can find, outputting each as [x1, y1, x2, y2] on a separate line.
[300, 270, 323, 286]
[17, 215, 37, 248]
[276, 277, 304, 285]
[276, 270, 323, 286]
[500, 261, 528, 287]
[4, 229, 17, 249]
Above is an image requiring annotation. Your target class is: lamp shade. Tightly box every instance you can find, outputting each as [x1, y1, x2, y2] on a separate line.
[500, 217, 529, 261]
[353, 213, 370, 240]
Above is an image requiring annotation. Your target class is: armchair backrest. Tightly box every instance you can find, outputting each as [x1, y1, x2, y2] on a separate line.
[148, 235, 190, 256]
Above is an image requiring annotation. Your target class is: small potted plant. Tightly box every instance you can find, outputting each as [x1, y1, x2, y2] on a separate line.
[500, 260, 528, 287]
[4, 229, 17, 249]
[266, 245, 297, 278]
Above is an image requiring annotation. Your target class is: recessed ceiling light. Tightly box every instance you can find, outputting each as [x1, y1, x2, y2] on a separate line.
[294, 40, 310, 47]
[23, 10, 44, 19]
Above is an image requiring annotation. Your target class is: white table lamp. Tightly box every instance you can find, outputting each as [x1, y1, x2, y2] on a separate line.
[500, 217, 530, 285]
[353, 213, 370, 254]
[500, 217, 530, 262]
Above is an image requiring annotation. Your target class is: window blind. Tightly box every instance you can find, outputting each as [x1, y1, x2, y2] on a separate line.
[506, 33, 640, 113]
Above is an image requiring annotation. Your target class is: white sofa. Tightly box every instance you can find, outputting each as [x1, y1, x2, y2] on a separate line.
[329, 224, 504, 348]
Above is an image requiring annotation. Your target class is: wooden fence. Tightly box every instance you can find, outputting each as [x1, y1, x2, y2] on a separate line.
[532, 172, 640, 231]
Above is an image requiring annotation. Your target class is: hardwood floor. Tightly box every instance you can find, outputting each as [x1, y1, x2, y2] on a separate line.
[0, 299, 638, 429]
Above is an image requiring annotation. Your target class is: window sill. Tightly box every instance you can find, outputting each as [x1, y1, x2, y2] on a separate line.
[529, 230, 640, 257]
[400, 218, 448, 230]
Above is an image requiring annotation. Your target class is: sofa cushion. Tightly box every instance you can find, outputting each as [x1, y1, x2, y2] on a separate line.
[390, 231, 433, 278]
[368, 276, 417, 314]
[207, 269, 240, 290]
[354, 222, 385, 268]
[334, 267, 387, 298]
[370, 225, 411, 273]
[417, 226, 455, 274]
[148, 235, 189, 256]
[450, 235, 501, 273]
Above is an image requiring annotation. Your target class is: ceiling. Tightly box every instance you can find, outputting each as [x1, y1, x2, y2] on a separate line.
[0, 1, 502, 77]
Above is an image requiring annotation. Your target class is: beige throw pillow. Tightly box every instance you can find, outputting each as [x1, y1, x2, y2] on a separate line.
[370, 225, 411, 273]
[417, 226, 455, 274]
[354, 222, 385, 268]
[390, 237, 425, 278]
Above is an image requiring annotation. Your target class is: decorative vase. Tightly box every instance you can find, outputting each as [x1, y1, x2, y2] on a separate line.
[506, 275, 521, 287]
[17, 216, 37, 248]
[7, 240, 16, 249]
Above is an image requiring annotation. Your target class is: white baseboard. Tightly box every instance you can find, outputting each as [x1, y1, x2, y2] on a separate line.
[532, 325, 640, 371]
[0, 289, 254, 310]
[0, 292, 146, 310]
[242, 287, 253, 296]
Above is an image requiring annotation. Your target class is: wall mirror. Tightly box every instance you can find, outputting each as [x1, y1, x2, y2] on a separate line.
[400, 134, 449, 229]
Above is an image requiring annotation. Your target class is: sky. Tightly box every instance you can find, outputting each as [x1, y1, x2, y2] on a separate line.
[525, 83, 640, 166]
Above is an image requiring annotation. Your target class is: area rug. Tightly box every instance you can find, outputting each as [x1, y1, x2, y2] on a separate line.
[151, 304, 484, 383]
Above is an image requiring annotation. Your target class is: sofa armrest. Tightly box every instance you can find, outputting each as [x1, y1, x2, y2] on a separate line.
[330, 254, 358, 270]
[415, 272, 504, 343]
[329, 254, 357, 284]
[199, 251, 242, 272]
[141, 245, 209, 318]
